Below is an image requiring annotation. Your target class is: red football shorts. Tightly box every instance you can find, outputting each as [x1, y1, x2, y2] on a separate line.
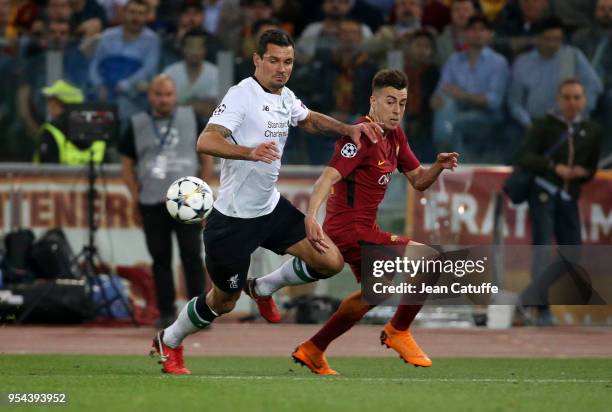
[330, 227, 410, 282]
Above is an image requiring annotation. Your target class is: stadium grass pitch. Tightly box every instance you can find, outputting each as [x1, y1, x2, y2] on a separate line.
[1, 355, 610, 412]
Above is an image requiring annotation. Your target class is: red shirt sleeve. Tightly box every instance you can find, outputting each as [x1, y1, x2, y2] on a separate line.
[328, 136, 372, 178]
[396, 129, 420, 173]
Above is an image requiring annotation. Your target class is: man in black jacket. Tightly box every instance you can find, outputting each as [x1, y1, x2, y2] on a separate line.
[518, 78, 602, 325]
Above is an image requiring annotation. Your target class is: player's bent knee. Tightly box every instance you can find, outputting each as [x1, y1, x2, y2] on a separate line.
[315, 252, 344, 277]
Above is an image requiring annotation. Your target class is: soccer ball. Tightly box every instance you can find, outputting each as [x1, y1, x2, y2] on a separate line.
[166, 176, 214, 224]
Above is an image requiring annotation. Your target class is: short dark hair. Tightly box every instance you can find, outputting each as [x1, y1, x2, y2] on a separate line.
[534, 17, 564, 35]
[256, 29, 294, 57]
[181, 0, 203, 13]
[181, 28, 207, 49]
[466, 14, 492, 30]
[558, 78, 584, 93]
[372, 69, 408, 91]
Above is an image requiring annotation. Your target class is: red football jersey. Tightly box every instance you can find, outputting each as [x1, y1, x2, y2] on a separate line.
[324, 117, 420, 237]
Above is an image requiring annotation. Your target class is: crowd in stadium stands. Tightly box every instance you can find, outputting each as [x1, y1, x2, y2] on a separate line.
[0, 0, 610, 165]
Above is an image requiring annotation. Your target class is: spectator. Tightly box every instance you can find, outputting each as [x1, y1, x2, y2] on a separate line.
[0, 0, 16, 53]
[159, 0, 223, 69]
[436, 0, 476, 66]
[202, 0, 243, 54]
[35, 79, 107, 164]
[296, 0, 372, 63]
[142, 0, 174, 34]
[70, 0, 107, 39]
[0, 23, 18, 161]
[240, 0, 301, 47]
[493, 0, 551, 61]
[98, 0, 128, 26]
[573, 0, 612, 150]
[422, 0, 451, 33]
[364, 0, 423, 64]
[6, 0, 39, 40]
[244, 0, 274, 23]
[241, 0, 274, 58]
[44, 0, 72, 22]
[403, 29, 440, 162]
[234, 18, 280, 82]
[430, 15, 509, 160]
[89, 0, 160, 122]
[508, 18, 603, 131]
[269, 0, 302, 35]
[478, 0, 509, 23]
[517, 79, 602, 325]
[550, 0, 597, 32]
[16, 19, 89, 139]
[347, 0, 385, 33]
[360, 0, 395, 15]
[119, 74, 211, 328]
[163, 29, 219, 121]
[293, 19, 378, 163]
[35, 0, 71, 46]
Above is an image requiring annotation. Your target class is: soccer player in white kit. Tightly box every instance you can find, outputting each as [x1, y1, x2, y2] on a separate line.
[151, 29, 383, 374]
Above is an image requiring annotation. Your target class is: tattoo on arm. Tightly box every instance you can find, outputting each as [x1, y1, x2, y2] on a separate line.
[299, 112, 348, 136]
[204, 124, 232, 138]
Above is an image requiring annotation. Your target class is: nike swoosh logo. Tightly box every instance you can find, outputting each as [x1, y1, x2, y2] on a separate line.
[378, 160, 386, 166]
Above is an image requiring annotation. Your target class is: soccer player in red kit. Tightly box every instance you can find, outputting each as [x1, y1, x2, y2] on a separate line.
[291, 69, 459, 375]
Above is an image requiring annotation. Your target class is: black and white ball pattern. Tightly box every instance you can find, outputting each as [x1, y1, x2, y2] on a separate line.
[166, 176, 214, 224]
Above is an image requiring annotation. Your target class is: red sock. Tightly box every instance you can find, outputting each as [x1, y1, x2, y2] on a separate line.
[310, 291, 373, 351]
[390, 304, 422, 331]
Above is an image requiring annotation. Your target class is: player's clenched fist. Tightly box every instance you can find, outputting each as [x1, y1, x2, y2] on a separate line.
[249, 141, 281, 164]
[305, 214, 329, 254]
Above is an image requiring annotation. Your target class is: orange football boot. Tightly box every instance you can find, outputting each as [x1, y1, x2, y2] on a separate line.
[380, 322, 432, 367]
[292, 341, 338, 376]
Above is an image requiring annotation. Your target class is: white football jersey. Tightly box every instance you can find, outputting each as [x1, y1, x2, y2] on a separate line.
[207, 76, 309, 218]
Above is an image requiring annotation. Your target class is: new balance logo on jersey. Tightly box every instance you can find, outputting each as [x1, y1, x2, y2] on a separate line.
[262, 105, 270, 111]
[228, 274, 239, 289]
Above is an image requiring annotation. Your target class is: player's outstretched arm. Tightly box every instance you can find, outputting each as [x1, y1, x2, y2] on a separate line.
[196, 124, 280, 164]
[306, 167, 342, 254]
[405, 152, 459, 191]
[298, 111, 383, 148]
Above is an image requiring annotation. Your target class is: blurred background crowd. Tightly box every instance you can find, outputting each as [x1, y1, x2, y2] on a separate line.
[0, 0, 610, 166]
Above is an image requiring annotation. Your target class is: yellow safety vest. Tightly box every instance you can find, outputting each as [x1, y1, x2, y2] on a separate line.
[35, 123, 106, 165]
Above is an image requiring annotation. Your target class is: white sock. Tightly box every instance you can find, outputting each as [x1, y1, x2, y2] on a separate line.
[163, 297, 216, 348]
[255, 257, 318, 296]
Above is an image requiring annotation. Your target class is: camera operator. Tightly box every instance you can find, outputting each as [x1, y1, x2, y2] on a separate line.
[35, 80, 107, 165]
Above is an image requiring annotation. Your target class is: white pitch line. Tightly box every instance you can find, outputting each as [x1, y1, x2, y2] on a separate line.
[185, 376, 611, 384]
[20, 375, 612, 384]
